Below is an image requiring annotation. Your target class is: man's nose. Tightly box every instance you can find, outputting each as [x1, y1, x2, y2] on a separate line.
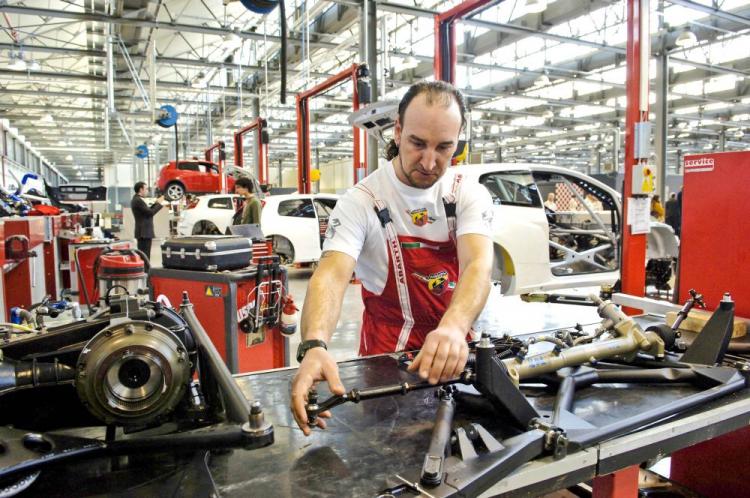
[421, 149, 437, 171]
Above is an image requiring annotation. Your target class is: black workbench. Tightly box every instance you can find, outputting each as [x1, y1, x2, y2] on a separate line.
[211, 354, 750, 497]
[17, 327, 750, 497]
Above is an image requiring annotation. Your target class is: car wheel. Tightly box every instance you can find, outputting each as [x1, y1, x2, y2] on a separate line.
[165, 182, 185, 201]
[193, 220, 221, 235]
[272, 235, 295, 264]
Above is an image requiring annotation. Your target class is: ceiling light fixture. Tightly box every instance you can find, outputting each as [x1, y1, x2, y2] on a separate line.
[542, 109, 554, 119]
[191, 72, 207, 89]
[28, 60, 41, 71]
[65, 154, 73, 161]
[7, 56, 27, 71]
[402, 54, 419, 70]
[525, 0, 547, 14]
[535, 72, 551, 87]
[40, 113, 55, 124]
[675, 28, 698, 47]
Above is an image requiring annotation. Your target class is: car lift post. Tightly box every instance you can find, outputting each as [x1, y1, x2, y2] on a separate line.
[296, 63, 368, 194]
[433, 0, 493, 84]
[204, 140, 227, 193]
[620, 0, 649, 306]
[234, 118, 270, 187]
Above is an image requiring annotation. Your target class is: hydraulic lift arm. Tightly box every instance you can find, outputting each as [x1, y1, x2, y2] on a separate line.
[296, 63, 370, 193]
[233, 118, 270, 185]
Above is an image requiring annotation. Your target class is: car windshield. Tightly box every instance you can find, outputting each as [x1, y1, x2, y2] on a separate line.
[479, 171, 542, 208]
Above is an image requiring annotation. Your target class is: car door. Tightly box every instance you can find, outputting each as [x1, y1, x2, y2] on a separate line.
[531, 170, 620, 286]
[478, 169, 551, 294]
[176, 162, 201, 192]
[200, 161, 221, 193]
[313, 196, 337, 250]
[275, 198, 319, 262]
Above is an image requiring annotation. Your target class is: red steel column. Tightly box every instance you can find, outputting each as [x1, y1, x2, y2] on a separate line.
[620, 0, 648, 301]
[593, 465, 640, 498]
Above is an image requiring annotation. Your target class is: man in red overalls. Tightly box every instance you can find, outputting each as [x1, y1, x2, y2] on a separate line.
[291, 81, 494, 435]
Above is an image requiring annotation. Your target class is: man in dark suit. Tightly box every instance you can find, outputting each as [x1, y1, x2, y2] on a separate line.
[131, 181, 165, 261]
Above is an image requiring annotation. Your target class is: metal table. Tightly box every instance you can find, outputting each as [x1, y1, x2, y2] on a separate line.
[211, 353, 750, 497]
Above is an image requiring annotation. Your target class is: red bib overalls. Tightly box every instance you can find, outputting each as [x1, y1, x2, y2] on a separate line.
[355, 176, 464, 355]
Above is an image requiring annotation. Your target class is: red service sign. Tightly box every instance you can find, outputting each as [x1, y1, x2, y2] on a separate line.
[679, 151, 750, 319]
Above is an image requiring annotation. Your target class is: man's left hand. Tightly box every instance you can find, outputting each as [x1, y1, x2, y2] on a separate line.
[407, 327, 469, 384]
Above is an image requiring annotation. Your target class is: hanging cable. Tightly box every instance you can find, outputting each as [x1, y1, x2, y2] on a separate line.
[264, 17, 270, 117]
[279, 0, 288, 104]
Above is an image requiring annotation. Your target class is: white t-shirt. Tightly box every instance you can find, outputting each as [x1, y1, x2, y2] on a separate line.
[323, 161, 494, 294]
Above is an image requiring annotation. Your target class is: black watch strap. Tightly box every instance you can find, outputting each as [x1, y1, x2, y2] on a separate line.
[296, 339, 327, 363]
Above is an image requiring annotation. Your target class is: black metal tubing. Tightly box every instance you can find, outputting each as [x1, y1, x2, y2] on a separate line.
[180, 298, 250, 425]
[441, 429, 547, 497]
[567, 371, 746, 450]
[308, 379, 461, 420]
[475, 342, 540, 427]
[420, 389, 455, 487]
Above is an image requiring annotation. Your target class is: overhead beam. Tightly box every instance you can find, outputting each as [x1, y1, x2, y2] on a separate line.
[0, 5, 339, 50]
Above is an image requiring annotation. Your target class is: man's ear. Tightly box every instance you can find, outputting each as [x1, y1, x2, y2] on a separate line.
[394, 117, 402, 147]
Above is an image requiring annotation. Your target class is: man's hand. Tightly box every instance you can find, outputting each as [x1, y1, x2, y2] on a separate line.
[407, 327, 469, 384]
[157, 195, 166, 203]
[290, 347, 346, 436]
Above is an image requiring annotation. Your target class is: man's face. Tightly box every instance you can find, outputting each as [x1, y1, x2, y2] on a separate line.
[393, 93, 462, 189]
[235, 186, 249, 196]
[138, 186, 146, 196]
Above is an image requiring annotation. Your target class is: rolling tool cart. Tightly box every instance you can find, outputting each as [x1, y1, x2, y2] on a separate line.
[150, 250, 290, 374]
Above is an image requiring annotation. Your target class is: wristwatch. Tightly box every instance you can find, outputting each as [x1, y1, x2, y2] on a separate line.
[296, 339, 328, 363]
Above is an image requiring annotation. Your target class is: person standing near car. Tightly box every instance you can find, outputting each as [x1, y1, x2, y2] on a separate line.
[290, 81, 494, 435]
[233, 177, 262, 225]
[131, 181, 165, 261]
[665, 192, 680, 235]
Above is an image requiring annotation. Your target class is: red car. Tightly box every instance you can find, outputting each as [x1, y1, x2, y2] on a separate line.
[156, 160, 236, 201]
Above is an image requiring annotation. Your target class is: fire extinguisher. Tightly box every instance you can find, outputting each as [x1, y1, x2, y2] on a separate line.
[280, 294, 298, 336]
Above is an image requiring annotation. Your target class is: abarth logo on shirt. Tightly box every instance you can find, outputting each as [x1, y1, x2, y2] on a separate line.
[412, 270, 456, 295]
[406, 208, 435, 226]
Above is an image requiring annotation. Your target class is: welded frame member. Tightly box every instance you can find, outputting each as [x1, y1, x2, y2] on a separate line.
[291, 81, 495, 434]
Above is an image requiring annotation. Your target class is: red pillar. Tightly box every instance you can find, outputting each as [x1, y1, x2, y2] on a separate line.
[620, 0, 648, 304]
[593, 465, 640, 498]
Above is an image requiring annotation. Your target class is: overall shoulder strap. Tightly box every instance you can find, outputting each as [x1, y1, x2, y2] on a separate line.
[353, 183, 414, 350]
[442, 174, 463, 242]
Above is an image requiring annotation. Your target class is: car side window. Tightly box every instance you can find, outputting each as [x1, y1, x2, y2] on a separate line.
[177, 162, 200, 172]
[278, 199, 315, 218]
[313, 199, 335, 218]
[207, 197, 233, 209]
[198, 162, 219, 173]
[479, 171, 542, 208]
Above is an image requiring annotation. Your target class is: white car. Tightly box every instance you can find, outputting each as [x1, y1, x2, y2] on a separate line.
[452, 162, 678, 295]
[177, 193, 339, 264]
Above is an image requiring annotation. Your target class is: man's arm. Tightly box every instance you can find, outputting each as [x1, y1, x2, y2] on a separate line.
[408, 233, 493, 384]
[132, 196, 163, 218]
[290, 250, 356, 435]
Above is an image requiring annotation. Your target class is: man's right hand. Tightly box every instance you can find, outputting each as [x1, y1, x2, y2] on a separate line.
[290, 347, 346, 436]
[156, 195, 166, 203]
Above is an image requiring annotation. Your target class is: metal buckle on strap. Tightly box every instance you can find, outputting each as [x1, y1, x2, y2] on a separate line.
[374, 206, 392, 227]
[443, 201, 456, 218]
